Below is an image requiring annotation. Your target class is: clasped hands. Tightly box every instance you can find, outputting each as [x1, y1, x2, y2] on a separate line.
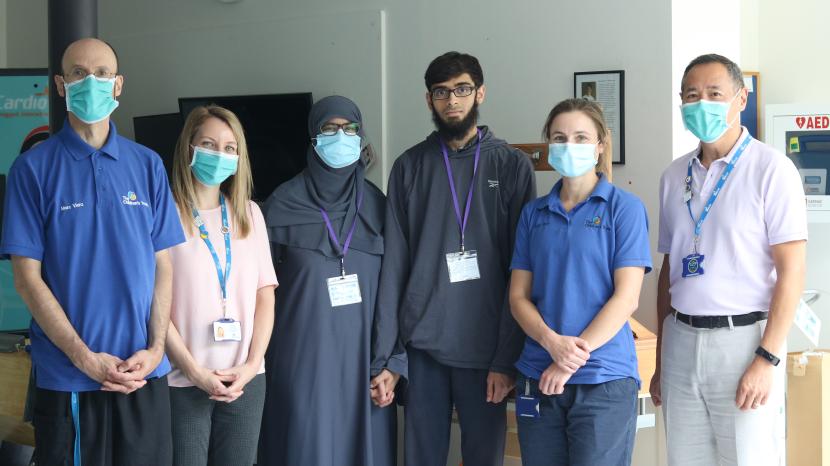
[538, 333, 591, 396]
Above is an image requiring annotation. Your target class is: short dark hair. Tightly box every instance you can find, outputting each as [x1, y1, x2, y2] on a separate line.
[424, 52, 483, 90]
[681, 53, 743, 92]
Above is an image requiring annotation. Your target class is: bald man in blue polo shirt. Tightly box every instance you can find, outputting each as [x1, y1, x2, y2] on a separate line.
[0, 38, 185, 466]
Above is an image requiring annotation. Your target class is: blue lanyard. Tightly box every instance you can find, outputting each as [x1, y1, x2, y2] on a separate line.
[192, 194, 231, 316]
[685, 136, 751, 251]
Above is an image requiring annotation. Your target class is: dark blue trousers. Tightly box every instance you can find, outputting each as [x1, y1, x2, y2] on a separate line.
[516, 374, 638, 466]
[404, 347, 507, 466]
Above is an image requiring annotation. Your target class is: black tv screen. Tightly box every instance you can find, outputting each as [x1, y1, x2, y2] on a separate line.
[133, 112, 183, 178]
[179, 92, 312, 202]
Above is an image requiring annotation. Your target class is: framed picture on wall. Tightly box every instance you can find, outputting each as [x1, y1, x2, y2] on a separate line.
[574, 70, 625, 164]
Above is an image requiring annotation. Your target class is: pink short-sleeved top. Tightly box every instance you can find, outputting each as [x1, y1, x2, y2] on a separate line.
[658, 128, 807, 316]
[168, 200, 278, 387]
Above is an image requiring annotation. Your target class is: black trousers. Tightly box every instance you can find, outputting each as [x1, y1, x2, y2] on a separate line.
[404, 347, 507, 466]
[32, 376, 173, 466]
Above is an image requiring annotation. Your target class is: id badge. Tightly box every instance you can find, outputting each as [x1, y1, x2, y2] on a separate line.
[446, 250, 481, 283]
[327, 274, 362, 307]
[681, 253, 705, 278]
[517, 395, 541, 418]
[213, 319, 242, 342]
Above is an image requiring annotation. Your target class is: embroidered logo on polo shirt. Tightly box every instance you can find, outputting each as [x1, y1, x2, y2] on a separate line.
[584, 215, 610, 231]
[488, 179, 499, 188]
[121, 191, 149, 207]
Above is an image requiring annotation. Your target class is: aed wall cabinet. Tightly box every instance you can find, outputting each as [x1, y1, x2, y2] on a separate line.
[765, 104, 830, 223]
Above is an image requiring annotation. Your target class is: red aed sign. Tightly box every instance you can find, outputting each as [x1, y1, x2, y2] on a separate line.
[795, 115, 830, 129]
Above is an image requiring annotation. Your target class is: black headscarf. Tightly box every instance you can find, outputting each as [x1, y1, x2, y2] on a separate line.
[264, 96, 384, 257]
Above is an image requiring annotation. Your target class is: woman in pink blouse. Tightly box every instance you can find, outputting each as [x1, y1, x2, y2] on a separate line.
[165, 105, 278, 466]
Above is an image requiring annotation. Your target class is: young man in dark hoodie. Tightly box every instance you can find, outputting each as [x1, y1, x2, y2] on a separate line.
[374, 51, 536, 466]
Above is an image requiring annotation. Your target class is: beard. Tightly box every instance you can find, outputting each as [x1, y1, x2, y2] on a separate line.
[432, 101, 479, 142]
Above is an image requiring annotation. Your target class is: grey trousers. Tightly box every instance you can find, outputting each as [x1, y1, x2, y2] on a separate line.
[169, 373, 266, 466]
[661, 316, 786, 466]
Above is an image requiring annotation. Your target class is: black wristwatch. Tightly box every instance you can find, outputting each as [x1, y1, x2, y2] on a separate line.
[755, 346, 780, 366]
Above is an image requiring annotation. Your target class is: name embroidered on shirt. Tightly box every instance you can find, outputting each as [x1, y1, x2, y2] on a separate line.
[60, 202, 85, 211]
[121, 191, 149, 207]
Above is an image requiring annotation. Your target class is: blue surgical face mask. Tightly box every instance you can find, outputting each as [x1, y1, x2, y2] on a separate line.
[190, 146, 239, 186]
[63, 74, 120, 124]
[548, 143, 598, 178]
[314, 130, 361, 168]
[680, 91, 740, 143]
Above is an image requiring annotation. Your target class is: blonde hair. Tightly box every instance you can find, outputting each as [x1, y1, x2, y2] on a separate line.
[172, 105, 253, 237]
[542, 98, 613, 178]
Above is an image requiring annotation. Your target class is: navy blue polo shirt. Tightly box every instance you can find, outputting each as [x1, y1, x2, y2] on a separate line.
[510, 175, 652, 385]
[0, 120, 185, 392]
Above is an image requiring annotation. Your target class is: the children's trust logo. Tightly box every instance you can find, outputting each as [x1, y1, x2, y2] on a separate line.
[121, 190, 149, 207]
[584, 215, 610, 231]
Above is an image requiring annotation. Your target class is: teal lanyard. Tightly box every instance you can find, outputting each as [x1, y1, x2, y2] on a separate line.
[71, 392, 81, 466]
[192, 194, 232, 317]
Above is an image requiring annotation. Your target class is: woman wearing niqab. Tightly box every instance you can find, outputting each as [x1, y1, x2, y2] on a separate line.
[259, 96, 405, 466]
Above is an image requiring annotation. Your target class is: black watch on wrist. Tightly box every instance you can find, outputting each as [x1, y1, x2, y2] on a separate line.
[755, 346, 780, 366]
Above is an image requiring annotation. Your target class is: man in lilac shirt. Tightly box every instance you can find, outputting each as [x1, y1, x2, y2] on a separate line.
[650, 54, 807, 465]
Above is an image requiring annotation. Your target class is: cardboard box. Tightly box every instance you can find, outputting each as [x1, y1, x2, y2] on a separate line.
[787, 351, 830, 466]
[0, 347, 34, 446]
[630, 318, 657, 395]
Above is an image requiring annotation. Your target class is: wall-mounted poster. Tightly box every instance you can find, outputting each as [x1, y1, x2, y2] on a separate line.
[0, 68, 49, 332]
[574, 70, 625, 164]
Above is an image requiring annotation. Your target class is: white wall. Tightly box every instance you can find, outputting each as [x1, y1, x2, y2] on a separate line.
[5, 0, 46, 69]
[671, 0, 743, 160]
[755, 0, 830, 106]
[740, 0, 760, 72]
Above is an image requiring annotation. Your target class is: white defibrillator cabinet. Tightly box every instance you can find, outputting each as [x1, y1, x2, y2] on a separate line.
[765, 104, 830, 351]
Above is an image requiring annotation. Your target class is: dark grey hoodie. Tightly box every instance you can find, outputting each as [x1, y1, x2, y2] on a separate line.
[372, 126, 536, 375]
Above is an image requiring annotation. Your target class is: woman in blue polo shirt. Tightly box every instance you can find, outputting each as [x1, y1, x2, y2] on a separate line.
[509, 98, 652, 466]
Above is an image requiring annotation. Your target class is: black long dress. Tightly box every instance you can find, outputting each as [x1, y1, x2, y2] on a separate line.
[259, 146, 403, 466]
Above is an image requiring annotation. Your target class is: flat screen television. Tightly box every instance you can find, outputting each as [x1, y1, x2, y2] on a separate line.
[179, 92, 312, 202]
[133, 112, 184, 179]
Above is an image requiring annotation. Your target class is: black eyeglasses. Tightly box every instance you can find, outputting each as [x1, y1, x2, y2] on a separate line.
[320, 122, 360, 136]
[430, 85, 476, 100]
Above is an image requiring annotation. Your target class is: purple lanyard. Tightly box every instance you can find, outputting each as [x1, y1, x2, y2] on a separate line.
[440, 129, 482, 252]
[320, 188, 364, 277]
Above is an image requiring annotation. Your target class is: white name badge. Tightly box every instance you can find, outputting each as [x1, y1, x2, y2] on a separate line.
[327, 274, 363, 307]
[446, 250, 481, 283]
[213, 319, 242, 342]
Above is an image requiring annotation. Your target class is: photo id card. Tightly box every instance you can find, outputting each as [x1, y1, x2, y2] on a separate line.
[327, 274, 363, 307]
[516, 395, 541, 418]
[681, 253, 705, 278]
[213, 319, 242, 342]
[446, 250, 481, 283]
